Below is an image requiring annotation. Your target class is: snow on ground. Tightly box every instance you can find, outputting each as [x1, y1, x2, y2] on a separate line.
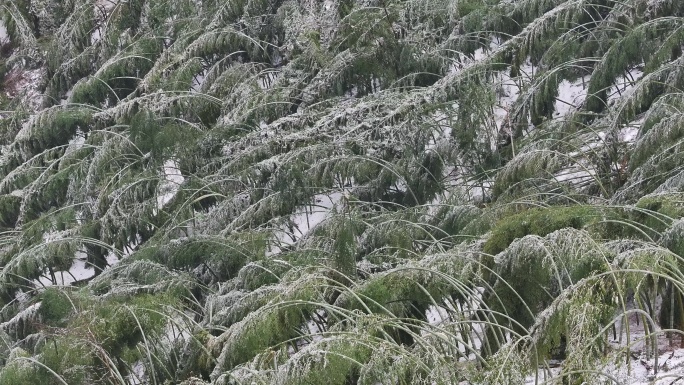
[127, 361, 146, 385]
[90, 3, 102, 48]
[554, 167, 596, 187]
[449, 38, 532, 149]
[0, 21, 7, 41]
[191, 71, 206, 92]
[96, 0, 118, 12]
[289, 309, 327, 354]
[31, 228, 139, 288]
[621, 115, 646, 143]
[601, 312, 684, 385]
[424, 109, 454, 151]
[426, 289, 684, 385]
[608, 68, 645, 105]
[554, 76, 589, 118]
[157, 159, 185, 208]
[553, 115, 644, 190]
[621, 126, 641, 144]
[258, 70, 280, 90]
[267, 191, 346, 255]
[466, 178, 492, 204]
[33, 232, 97, 287]
[90, 27, 101, 45]
[524, 312, 684, 384]
[425, 289, 486, 361]
[553, 67, 643, 119]
[4, 67, 45, 111]
[66, 130, 86, 151]
[474, 37, 503, 62]
[92, 0, 119, 45]
[36, 250, 96, 287]
[447, 36, 503, 74]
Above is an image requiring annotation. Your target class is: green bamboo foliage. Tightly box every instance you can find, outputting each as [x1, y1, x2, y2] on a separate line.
[1, 0, 684, 384]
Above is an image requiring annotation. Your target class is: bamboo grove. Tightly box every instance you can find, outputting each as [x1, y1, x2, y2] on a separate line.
[0, 0, 682, 383]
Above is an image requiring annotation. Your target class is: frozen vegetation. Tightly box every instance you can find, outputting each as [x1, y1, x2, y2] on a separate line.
[0, 0, 683, 384]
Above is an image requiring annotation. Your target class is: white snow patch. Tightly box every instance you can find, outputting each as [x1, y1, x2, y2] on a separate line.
[554, 168, 596, 186]
[14, 290, 29, 303]
[5, 68, 45, 111]
[0, 21, 7, 41]
[96, 0, 118, 12]
[621, 126, 640, 144]
[90, 28, 101, 45]
[33, 233, 97, 287]
[621, 115, 646, 143]
[191, 71, 206, 92]
[525, 312, 684, 384]
[474, 37, 502, 62]
[258, 70, 280, 90]
[608, 68, 645, 104]
[554, 76, 589, 117]
[127, 361, 146, 385]
[157, 159, 185, 208]
[466, 178, 492, 204]
[36, 250, 96, 287]
[426, 288, 484, 326]
[267, 191, 346, 255]
[449, 37, 504, 73]
[425, 288, 486, 361]
[104, 234, 142, 267]
[67, 130, 86, 150]
[424, 109, 455, 151]
[289, 309, 327, 354]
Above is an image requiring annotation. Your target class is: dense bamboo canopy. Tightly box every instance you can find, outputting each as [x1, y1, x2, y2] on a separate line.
[0, 0, 683, 383]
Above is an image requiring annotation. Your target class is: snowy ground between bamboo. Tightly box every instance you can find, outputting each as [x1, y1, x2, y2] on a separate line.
[525, 313, 684, 385]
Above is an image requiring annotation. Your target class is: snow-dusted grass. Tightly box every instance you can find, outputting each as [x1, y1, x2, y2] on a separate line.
[524, 314, 684, 385]
[2, 1, 684, 384]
